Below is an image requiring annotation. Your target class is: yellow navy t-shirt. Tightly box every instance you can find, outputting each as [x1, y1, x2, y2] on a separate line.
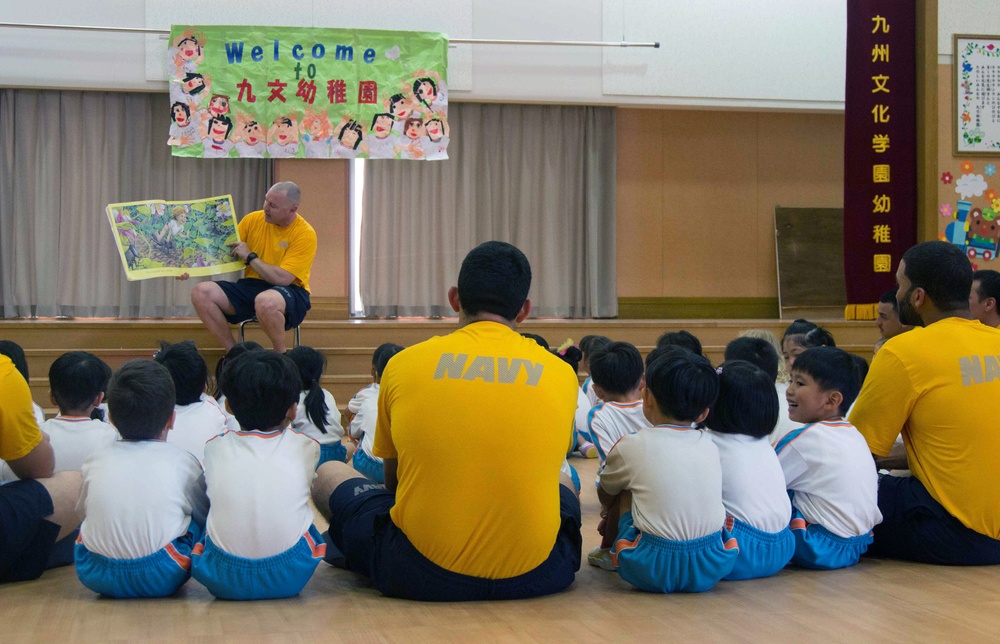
[238, 211, 317, 293]
[373, 321, 578, 578]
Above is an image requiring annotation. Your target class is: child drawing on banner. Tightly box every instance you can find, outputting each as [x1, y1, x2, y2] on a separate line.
[423, 112, 450, 160]
[170, 72, 211, 110]
[409, 70, 447, 110]
[386, 93, 416, 136]
[156, 206, 190, 246]
[332, 115, 368, 159]
[197, 94, 231, 140]
[168, 101, 200, 147]
[232, 111, 267, 158]
[267, 115, 300, 158]
[169, 31, 205, 79]
[300, 109, 333, 158]
[395, 117, 426, 160]
[366, 112, 399, 159]
[202, 114, 235, 158]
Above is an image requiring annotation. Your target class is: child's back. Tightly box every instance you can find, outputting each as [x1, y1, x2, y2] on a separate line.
[348, 343, 404, 483]
[585, 342, 651, 461]
[44, 416, 118, 473]
[707, 360, 794, 580]
[75, 360, 208, 599]
[155, 341, 229, 463]
[192, 351, 324, 600]
[287, 346, 346, 466]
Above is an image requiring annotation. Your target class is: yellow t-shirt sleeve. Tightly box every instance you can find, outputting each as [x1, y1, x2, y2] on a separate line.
[850, 347, 916, 456]
[279, 223, 317, 284]
[0, 366, 44, 461]
[372, 365, 397, 460]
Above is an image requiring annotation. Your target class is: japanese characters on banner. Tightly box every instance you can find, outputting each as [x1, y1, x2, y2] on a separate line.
[843, 2, 917, 320]
[167, 26, 449, 160]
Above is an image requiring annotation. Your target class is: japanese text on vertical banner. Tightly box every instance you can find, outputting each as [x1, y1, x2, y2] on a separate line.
[167, 26, 450, 160]
[843, 2, 917, 319]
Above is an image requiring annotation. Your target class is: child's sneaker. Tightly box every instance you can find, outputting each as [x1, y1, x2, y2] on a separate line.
[579, 442, 598, 459]
[587, 546, 617, 571]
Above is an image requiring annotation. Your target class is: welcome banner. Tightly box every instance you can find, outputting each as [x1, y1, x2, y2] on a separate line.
[167, 25, 449, 160]
[843, 1, 917, 319]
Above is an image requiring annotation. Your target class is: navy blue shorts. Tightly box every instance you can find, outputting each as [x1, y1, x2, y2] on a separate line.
[868, 474, 1000, 565]
[326, 479, 582, 601]
[217, 278, 310, 330]
[0, 480, 60, 583]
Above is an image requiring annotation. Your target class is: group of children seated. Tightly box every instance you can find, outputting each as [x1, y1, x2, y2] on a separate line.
[0, 317, 881, 598]
[557, 325, 880, 592]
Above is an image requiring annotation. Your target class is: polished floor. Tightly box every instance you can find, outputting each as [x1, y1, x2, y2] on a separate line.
[4, 456, 1000, 642]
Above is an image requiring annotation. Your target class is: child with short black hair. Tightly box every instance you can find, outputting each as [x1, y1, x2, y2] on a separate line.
[724, 337, 779, 382]
[655, 329, 704, 357]
[585, 341, 652, 568]
[598, 348, 737, 592]
[553, 342, 597, 459]
[155, 341, 229, 464]
[707, 360, 794, 580]
[211, 341, 264, 431]
[775, 346, 881, 570]
[579, 335, 611, 408]
[2, 352, 119, 482]
[287, 346, 350, 467]
[348, 343, 405, 483]
[586, 341, 651, 462]
[191, 351, 324, 600]
[75, 360, 209, 598]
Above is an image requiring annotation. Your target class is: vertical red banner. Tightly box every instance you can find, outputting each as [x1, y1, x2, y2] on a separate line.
[843, 0, 917, 319]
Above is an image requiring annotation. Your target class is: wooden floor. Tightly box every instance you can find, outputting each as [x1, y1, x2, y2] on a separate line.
[5, 457, 1000, 642]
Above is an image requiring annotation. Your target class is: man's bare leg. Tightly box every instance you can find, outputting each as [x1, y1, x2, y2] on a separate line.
[312, 461, 367, 522]
[36, 471, 83, 541]
[191, 282, 239, 351]
[254, 290, 288, 353]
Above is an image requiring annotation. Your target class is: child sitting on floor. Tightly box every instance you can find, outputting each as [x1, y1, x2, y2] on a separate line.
[586, 341, 652, 569]
[348, 343, 404, 483]
[579, 334, 611, 408]
[155, 341, 229, 464]
[1, 351, 118, 482]
[553, 341, 598, 459]
[211, 341, 264, 431]
[287, 346, 350, 467]
[775, 346, 882, 570]
[191, 351, 324, 600]
[75, 360, 208, 598]
[706, 360, 794, 580]
[598, 347, 737, 592]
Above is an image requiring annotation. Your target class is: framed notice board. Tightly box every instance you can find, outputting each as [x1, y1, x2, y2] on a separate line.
[775, 207, 847, 319]
[955, 34, 1000, 154]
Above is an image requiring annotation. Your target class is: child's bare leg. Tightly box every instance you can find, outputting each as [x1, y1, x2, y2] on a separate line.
[601, 490, 632, 549]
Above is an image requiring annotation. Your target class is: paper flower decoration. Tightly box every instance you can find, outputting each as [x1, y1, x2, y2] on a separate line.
[986, 164, 997, 176]
[941, 172, 953, 184]
[940, 203, 953, 217]
[961, 160, 975, 173]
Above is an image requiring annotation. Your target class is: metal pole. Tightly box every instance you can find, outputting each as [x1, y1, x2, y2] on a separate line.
[0, 21, 660, 47]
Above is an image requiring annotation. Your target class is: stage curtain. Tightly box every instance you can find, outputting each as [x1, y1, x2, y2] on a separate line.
[360, 103, 618, 318]
[0, 89, 266, 318]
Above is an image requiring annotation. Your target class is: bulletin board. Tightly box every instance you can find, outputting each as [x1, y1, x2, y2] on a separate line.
[775, 207, 847, 319]
[955, 34, 1000, 154]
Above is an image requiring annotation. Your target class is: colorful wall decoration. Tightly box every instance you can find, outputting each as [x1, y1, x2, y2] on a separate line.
[167, 26, 449, 160]
[939, 160, 1000, 269]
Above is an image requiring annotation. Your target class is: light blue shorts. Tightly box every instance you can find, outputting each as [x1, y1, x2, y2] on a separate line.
[318, 442, 348, 468]
[612, 511, 739, 593]
[351, 447, 384, 484]
[190, 524, 325, 600]
[789, 507, 873, 570]
[723, 516, 795, 581]
[75, 521, 203, 598]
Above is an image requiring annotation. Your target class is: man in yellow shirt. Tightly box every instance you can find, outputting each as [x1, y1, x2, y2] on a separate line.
[188, 181, 317, 353]
[312, 241, 582, 600]
[0, 355, 83, 582]
[851, 241, 1000, 564]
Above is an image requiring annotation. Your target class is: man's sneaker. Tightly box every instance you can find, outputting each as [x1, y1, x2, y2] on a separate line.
[587, 546, 617, 571]
[579, 442, 598, 459]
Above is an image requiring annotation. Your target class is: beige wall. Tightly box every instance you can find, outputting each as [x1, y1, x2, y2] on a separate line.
[616, 109, 845, 299]
[274, 110, 846, 309]
[274, 159, 350, 300]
